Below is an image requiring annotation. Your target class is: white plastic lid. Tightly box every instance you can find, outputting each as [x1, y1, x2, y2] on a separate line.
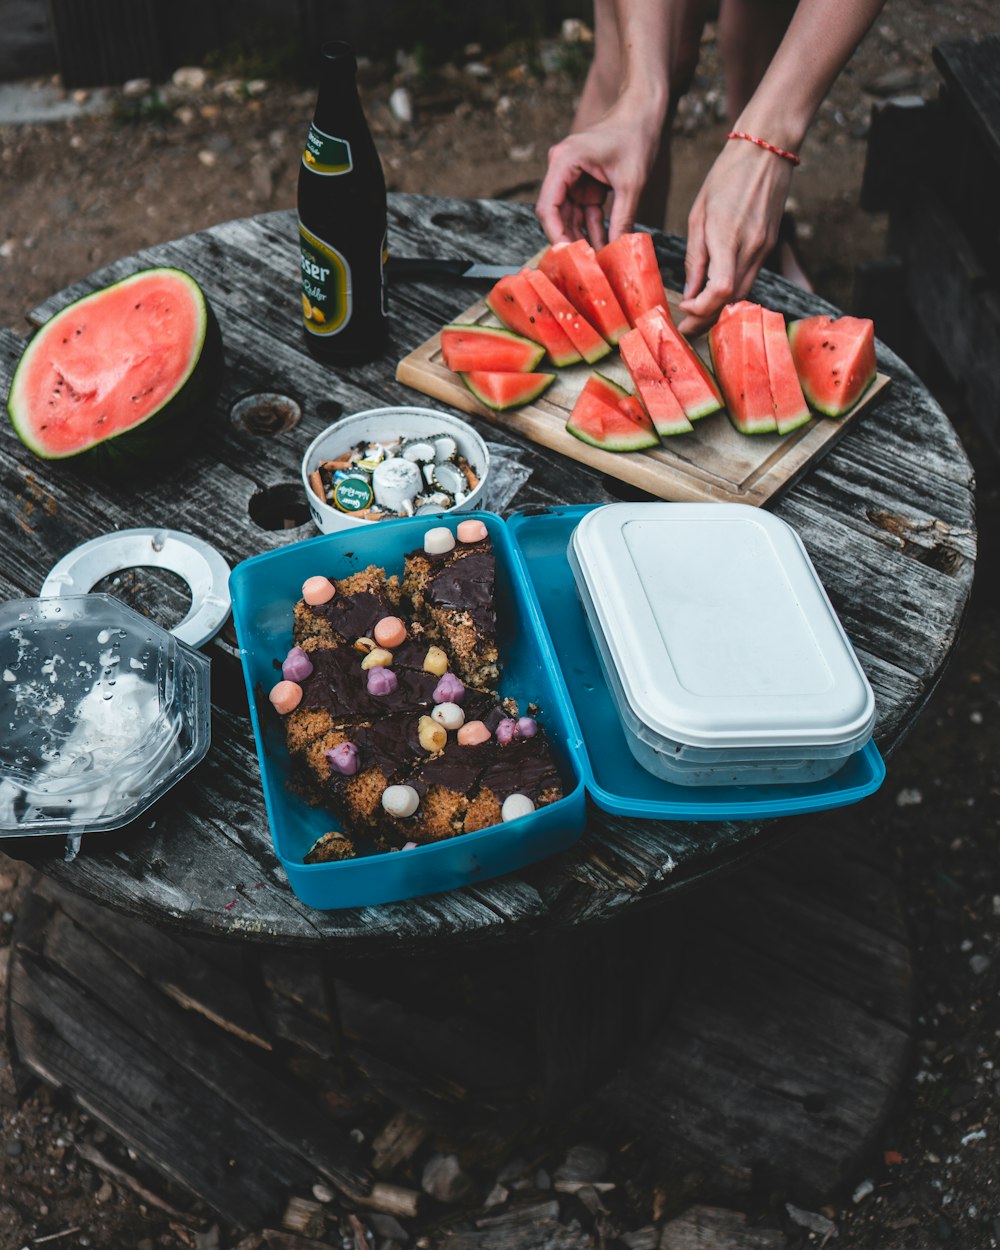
[570, 503, 876, 751]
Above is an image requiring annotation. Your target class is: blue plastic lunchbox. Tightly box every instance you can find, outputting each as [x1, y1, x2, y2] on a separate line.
[230, 508, 884, 910]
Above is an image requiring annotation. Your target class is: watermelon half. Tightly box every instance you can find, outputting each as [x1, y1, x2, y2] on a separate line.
[460, 370, 554, 411]
[618, 328, 693, 437]
[566, 372, 660, 452]
[635, 305, 723, 422]
[538, 241, 631, 345]
[440, 323, 545, 373]
[596, 232, 670, 328]
[788, 314, 876, 417]
[708, 302, 777, 434]
[7, 267, 222, 465]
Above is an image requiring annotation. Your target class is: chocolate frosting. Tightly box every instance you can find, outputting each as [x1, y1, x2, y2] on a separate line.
[477, 735, 562, 802]
[301, 646, 439, 718]
[425, 544, 495, 635]
[312, 591, 395, 641]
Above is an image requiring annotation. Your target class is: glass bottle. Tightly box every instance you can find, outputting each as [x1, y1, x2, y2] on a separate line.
[297, 41, 388, 364]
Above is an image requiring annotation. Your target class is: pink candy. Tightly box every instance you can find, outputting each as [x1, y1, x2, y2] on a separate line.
[517, 716, 539, 739]
[457, 720, 491, 746]
[374, 616, 407, 648]
[269, 680, 302, 714]
[496, 716, 538, 744]
[326, 742, 360, 776]
[433, 671, 465, 704]
[457, 519, 489, 544]
[302, 575, 335, 605]
[282, 645, 313, 682]
[367, 666, 398, 696]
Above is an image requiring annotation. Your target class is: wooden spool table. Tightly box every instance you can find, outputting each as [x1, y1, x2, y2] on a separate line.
[0, 195, 976, 1230]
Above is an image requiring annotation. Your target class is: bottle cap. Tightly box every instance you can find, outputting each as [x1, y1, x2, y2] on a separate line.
[333, 474, 374, 513]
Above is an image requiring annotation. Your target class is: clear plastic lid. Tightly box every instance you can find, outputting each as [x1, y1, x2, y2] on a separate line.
[569, 503, 876, 752]
[0, 594, 211, 836]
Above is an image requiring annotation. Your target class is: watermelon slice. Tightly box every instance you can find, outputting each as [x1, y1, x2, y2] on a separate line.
[635, 305, 723, 422]
[708, 303, 777, 434]
[596, 233, 670, 328]
[461, 370, 554, 411]
[619, 328, 693, 436]
[6, 267, 222, 465]
[440, 323, 545, 373]
[485, 272, 581, 367]
[538, 240, 631, 345]
[760, 308, 811, 435]
[566, 373, 660, 451]
[522, 268, 610, 365]
[788, 314, 877, 417]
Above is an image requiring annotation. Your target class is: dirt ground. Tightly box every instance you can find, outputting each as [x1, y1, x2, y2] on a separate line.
[1, 2, 999, 1247]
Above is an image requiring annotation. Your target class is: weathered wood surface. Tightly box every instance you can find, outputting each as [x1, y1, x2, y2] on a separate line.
[0, 194, 975, 949]
[396, 289, 890, 508]
[8, 817, 912, 1215]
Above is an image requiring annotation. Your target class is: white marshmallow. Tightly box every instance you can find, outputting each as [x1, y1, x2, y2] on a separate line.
[382, 784, 420, 818]
[423, 526, 456, 555]
[501, 793, 536, 822]
[431, 702, 466, 731]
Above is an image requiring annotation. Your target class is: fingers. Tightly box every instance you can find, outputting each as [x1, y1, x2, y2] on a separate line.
[536, 143, 579, 244]
[584, 203, 607, 249]
[683, 204, 708, 301]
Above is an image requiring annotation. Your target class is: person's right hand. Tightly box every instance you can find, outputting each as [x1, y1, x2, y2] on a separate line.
[535, 106, 662, 249]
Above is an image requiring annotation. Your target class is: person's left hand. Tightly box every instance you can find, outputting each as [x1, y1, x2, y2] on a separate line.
[676, 139, 795, 336]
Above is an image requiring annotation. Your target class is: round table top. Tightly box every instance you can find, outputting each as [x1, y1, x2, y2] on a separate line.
[0, 194, 975, 952]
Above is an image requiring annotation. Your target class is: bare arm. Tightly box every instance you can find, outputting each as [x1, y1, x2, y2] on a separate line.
[677, 0, 887, 333]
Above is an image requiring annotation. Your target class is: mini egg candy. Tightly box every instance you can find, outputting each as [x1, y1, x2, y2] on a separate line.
[516, 716, 539, 738]
[423, 526, 456, 556]
[457, 518, 488, 544]
[501, 793, 535, 822]
[423, 645, 449, 676]
[431, 702, 465, 731]
[457, 720, 491, 746]
[360, 647, 393, 671]
[367, 666, 398, 696]
[382, 784, 420, 818]
[418, 715, 447, 753]
[282, 645, 314, 682]
[495, 717, 518, 745]
[325, 741, 360, 776]
[269, 680, 302, 714]
[433, 671, 465, 704]
[302, 575, 335, 605]
[374, 616, 407, 648]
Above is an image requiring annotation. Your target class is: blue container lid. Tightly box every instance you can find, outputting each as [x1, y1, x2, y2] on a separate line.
[505, 506, 885, 822]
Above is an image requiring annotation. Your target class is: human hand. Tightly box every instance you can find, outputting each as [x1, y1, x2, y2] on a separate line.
[535, 106, 663, 249]
[676, 140, 795, 336]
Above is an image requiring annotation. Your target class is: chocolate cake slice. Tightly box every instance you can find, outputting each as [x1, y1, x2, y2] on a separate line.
[403, 537, 498, 687]
[294, 566, 401, 650]
[463, 733, 564, 833]
[385, 738, 497, 843]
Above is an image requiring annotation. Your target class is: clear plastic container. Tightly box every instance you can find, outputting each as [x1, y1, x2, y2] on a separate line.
[0, 594, 211, 834]
[568, 503, 876, 786]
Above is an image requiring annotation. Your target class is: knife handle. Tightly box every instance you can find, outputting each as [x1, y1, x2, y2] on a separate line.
[385, 257, 471, 280]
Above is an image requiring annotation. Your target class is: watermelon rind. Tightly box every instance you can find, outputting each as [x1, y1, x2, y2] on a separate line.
[460, 370, 555, 411]
[760, 307, 811, 436]
[635, 305, 722, 422]
[708, 303, 777, 435]
[566, 372, 661, 452]
[619, 328, 693, 436]
[788, 315, 877, 417]
[440, 323, 545, 373]
[6, 266, 222, 467]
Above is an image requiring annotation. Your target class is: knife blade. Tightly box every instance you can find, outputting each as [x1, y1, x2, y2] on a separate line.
[385, 257, 519, 282]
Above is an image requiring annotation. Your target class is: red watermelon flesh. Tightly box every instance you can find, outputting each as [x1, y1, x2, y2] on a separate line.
[484, 272, 581, 367]
[596, 233, 670, 328]
[788, 314, 876, 417]
[708, 302, 776, 434]
[538, 241, 631, 345]
[460, 370, 554, 411]
[635, 305, 723, 422]
[760, 308, 811, 435]
[523, 268, 610, 364]
[8, 268, 214, 460]
[619, 328, 693, 436]
[566, 372, 660, 451]
[440, 323, 545, 373]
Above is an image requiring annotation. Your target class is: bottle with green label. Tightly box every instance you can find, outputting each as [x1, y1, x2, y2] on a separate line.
[297, 41, 388, 364]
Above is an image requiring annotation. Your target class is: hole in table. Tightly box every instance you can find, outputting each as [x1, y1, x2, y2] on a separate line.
[249, 484, 311, 531]
[230, 392, 302, 436]
[91, 566, 193, 636]
[314, 399, 344, 424]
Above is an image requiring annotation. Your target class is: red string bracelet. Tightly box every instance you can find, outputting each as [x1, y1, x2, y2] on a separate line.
[726, 131, 801, 166]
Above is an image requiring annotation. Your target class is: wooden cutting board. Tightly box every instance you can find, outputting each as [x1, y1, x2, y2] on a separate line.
[396, 287, 890, 507]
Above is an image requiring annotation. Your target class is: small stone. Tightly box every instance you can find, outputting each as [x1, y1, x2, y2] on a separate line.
[198, 149, 217, 168]
[970, 954, 991, 975]
[389, 87, 413, 124]
[483, 1183, 508, 1209]
[95, 1180, 114, 1203]
[561, 17, 594, 41]
[895, 787, 923, 807]
[464, 62, 491, 79]
[312, 1183, 335, 1203]
[172, 66, 208, 92]
[509, 144, 535, 163]
[122, 77, 152, 98]
[554, 1144, 608, 1184]
[421, 1153, 473, 1203]
[174, 105, 196, 125]
[246, 79, 268, 97]
[852, 1178, 874, 1203]
[785, 1204, 837, 1236]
